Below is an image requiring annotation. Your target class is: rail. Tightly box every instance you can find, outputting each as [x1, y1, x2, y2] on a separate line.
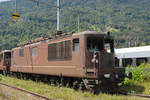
[119, 92, 150, 99]
[0, 82, 150, 99]
[0, 82, 54, 100]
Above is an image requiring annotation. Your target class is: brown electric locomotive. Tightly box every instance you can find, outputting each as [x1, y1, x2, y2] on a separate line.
[0, 31, 125, 91]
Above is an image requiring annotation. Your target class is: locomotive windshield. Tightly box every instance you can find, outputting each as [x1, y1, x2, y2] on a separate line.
[87, 37, 114, 53]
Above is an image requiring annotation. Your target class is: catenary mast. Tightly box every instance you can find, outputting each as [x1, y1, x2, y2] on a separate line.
[57, 0, 60, 31]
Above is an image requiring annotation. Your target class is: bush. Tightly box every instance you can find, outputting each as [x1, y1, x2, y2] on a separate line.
[0, 75, 2, 81]
[125, 65, 135, 75]
[124, 63, 150, 85]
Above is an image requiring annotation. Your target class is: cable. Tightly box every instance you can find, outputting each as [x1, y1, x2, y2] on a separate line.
[28, 0, 56, 7]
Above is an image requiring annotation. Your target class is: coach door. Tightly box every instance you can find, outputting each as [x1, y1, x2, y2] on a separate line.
[4, 52, 11, 71]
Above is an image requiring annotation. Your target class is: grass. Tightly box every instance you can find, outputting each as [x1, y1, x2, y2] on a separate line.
[0, 75, 149, 100]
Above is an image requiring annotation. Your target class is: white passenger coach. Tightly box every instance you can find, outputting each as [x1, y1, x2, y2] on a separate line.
[115, 46, 150, 67]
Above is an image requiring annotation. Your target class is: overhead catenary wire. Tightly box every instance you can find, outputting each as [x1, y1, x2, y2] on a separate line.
[28, 0, 57, 7]
[12, 0, 85, 33]
[28, 0, 60, 31]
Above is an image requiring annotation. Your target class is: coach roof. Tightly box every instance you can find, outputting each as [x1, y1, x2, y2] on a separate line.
[115, 46, 150, 58]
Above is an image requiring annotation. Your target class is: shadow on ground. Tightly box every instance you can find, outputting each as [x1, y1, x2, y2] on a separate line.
[119, 84, 145, 94]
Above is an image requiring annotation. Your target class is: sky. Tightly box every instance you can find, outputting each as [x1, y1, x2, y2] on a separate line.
[0, 0, 10, 2]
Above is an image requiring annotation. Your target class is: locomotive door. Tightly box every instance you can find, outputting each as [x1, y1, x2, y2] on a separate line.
[85, 37, 103, 76]
[85, 51, 99, 76]
[4, 52, 11, 72]
[30, 46, 38, 72]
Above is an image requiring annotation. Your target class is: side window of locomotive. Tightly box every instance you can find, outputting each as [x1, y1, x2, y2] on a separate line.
[64, 40, 72, 59]
[48, 43, 57, 60]
[73, 39, 79, 52]
[19, 49, 24, 57]
[87, 38, 103, 52]
[48, 41, 72, 61]
[57, 40, 72, 59]
[32, 47, 38, 57]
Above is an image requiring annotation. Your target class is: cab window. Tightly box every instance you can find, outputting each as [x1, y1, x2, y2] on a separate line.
[87, 37, 114, 53]
[87, 37, 104, 52]
[73, 39, 79, 52]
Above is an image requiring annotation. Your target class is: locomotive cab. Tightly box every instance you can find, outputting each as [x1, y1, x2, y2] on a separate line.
[85, 32, 125, 81]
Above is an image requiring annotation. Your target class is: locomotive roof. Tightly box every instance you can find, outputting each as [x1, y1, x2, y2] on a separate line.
[115, 46, 150, 58]
[16, 31, 111, 47]
[73, 31, 108, 35]
[0, 50, 11, 54]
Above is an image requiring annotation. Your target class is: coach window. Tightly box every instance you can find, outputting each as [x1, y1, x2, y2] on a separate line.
[19, 49, 24, 57]
[136, 58, 148, 66]
[73, 39, 79, 52]
[115, 57, 119, 67]
[32, 47, 38, 57]
[122, 58, 132, 67]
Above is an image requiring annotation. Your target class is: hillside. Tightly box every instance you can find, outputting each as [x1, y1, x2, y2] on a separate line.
[0, 0, 150, 50]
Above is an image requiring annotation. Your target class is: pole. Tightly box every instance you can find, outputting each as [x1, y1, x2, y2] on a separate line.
[15, 0, 17, 12]
[78, 14, 80, 32]
[128, 41, 130, 47]
[57, 0, 60, 31]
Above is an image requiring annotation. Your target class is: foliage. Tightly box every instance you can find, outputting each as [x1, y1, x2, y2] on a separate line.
[125, 65, 135, 76]
[124, 63, 150, 85]
[0, 0, 150, 50]
[0, 75, 2, 81]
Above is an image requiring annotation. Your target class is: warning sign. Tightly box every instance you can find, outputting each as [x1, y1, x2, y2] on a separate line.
[12, 12, 20, 20]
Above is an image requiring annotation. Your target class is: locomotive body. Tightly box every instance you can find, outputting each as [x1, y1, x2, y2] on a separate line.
[11, 32, 85, 78]
[0, 31, 125, 90]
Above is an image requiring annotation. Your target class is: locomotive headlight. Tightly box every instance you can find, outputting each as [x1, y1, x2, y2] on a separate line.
[104, 74, 110, 78]
[115, 74, 119, 79]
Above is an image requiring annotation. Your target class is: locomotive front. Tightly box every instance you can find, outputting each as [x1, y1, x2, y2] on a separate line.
[83, 32, 125, 90]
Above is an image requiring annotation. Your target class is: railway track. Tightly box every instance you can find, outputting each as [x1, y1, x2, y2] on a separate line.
[119, 92, 150, 99]
[0, 82, 54, 100]
[0, 82, 150, 100]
